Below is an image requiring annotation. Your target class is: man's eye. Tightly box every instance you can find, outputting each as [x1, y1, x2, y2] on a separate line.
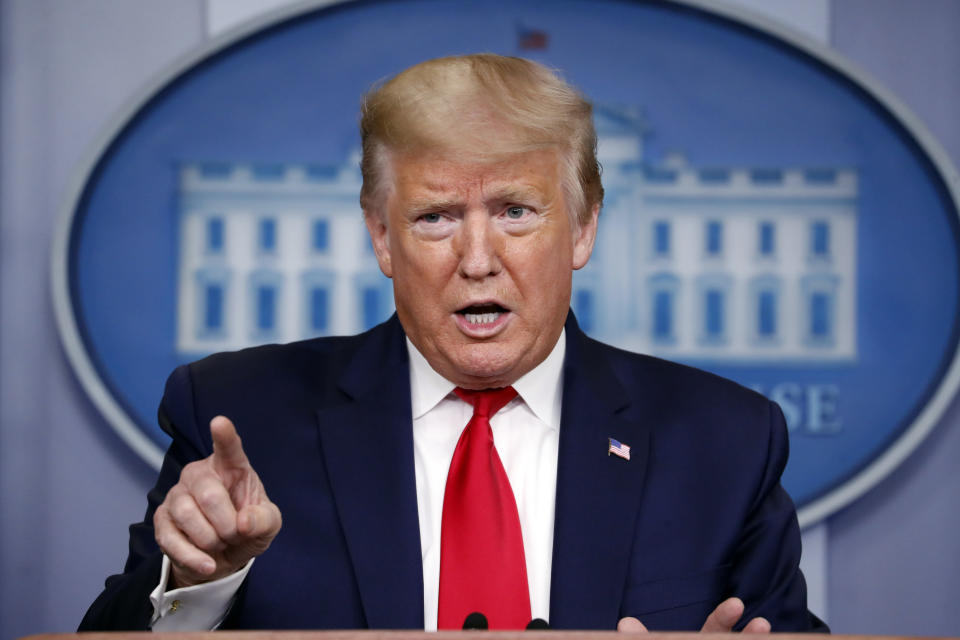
[420, 213, 442, 223]
[506, 206, 527, 219]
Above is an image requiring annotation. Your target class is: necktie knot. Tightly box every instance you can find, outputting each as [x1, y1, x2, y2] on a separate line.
[454, 386, 518, 418]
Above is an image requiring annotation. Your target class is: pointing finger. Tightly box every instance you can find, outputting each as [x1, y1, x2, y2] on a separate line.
[210, 416, 250, 473]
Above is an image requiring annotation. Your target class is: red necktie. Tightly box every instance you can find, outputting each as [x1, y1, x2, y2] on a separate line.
[437, 386, 531, 630]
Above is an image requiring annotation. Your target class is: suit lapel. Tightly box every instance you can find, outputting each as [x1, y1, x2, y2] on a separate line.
[314, 317, 424, 629]
[550, 317, 651, 629]
[312, 314, 652, 629]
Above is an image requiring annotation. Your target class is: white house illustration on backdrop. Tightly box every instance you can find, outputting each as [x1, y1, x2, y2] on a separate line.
[175, 107, 858, 363]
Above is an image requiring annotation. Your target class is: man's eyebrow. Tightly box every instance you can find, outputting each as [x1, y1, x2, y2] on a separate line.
[485, 185, 548, 204]
[405, 196, 463, 212]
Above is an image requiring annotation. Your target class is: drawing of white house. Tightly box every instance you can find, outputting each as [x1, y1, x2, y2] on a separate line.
[175, 107, 858, 363]
[175, 154, 392, 355]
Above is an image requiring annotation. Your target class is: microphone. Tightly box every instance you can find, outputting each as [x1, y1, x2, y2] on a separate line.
[525, 618, 551, 630]
[462, 612, 489, 630]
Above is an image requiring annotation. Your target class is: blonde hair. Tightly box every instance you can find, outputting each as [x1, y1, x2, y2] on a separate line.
[359, 54, 603, 224]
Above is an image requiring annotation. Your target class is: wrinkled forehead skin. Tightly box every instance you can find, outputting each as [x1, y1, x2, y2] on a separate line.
[368, 134, 579, 230]
[381, 140, 566, 201]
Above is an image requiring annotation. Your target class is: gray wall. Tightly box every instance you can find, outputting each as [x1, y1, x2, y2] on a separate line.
[827, 1, 960, 633]
[1, 1, 958, 639]
[0, 3, 207, 639]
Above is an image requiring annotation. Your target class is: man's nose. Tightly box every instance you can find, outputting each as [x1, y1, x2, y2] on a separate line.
[456, 213, 502, 279]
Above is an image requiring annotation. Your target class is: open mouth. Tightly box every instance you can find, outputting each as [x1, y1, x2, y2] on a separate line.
[456, 303, 509, 325]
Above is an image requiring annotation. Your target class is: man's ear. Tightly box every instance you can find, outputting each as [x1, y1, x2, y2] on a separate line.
[572, 203, 600, 270]
[364, 210, 393, 278]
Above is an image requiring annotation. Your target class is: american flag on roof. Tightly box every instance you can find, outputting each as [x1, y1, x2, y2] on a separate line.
[608, 438, 630, 460]
[517, 24, 549, 50]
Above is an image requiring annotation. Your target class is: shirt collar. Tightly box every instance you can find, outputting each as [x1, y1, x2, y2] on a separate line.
[406, 329, 566, 430]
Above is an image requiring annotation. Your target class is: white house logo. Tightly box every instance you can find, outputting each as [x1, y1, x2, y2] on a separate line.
[175, 154, 392, 353]
[177, 109, 857, 365]
[53, 0, 960, 526]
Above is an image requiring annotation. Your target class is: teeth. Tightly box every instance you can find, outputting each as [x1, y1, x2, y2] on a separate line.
[465, 312, 500, 325]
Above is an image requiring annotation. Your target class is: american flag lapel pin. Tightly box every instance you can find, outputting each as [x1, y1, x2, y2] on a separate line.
[608, 437, 631, 461]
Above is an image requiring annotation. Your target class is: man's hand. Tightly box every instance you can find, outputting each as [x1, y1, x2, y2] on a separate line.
[153, 416, 282, 588]
[617, 597, 771, 633]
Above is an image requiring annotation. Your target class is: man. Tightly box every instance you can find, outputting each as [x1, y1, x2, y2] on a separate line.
[81, 54, 825, 632]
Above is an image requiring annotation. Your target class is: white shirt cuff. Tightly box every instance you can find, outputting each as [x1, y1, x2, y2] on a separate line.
[149, 554, 253, 631]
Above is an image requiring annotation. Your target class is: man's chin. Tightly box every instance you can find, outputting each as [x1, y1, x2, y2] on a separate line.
[441, 347, 524, 390]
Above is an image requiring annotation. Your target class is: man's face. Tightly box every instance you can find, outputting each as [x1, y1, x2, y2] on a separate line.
[365, 148, 598, 389]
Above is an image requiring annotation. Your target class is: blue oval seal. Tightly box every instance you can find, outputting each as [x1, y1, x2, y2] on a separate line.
[52, 0, 960, 526]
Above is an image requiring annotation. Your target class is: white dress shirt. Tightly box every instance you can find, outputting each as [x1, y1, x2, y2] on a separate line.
[409, 332, 563, 629]
[150, 331, 565, 630]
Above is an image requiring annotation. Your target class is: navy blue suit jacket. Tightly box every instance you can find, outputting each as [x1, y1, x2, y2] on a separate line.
[80, 314, 823, 631]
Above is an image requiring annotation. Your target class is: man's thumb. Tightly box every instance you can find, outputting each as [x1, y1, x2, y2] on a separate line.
[238, 503, 282, 540]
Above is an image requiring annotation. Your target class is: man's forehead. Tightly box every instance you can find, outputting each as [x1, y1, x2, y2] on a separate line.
[390, 148, 562, 197]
